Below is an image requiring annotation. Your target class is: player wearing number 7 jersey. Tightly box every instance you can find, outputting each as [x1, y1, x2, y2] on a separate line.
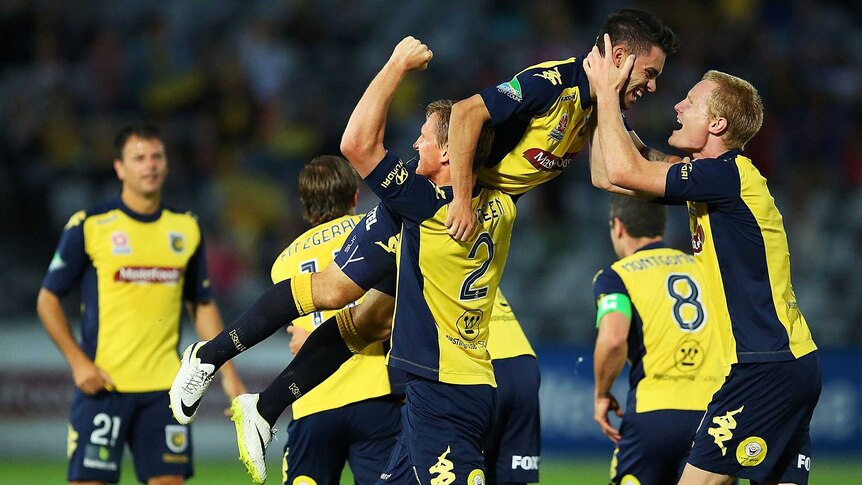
[592, 196, 727, 485]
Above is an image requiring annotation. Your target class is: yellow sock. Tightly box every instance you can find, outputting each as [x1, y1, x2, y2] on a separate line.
[335, 308, 370, 354]
[290, 273, 316, 315]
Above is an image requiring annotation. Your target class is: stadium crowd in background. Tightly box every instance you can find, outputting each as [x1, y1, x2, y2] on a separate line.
[3, 0, 862, 347]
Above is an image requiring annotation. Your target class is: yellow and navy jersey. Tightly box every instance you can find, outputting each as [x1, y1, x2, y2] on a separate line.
[664, 150, 817, 365]
[41, 198, 211, 392]
[487, 290, 536, 361]
[593, 243, 727, 413]
[271, 213, 396, 419]
[479, 56, 594, 195]
[366, 151, 516, 386]
[271, 214, 363, 329]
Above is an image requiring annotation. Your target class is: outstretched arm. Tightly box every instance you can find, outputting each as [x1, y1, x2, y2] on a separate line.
[446, 95, 491, 242]
[340, 36, 432, 177]
[584, 34, 671, 197]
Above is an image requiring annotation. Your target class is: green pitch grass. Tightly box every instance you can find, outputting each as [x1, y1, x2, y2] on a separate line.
[1, 457, 860, 484]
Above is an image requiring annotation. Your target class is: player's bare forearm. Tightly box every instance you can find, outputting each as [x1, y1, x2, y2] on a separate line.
[37, 288, 89, 367]
[341, 36, 432, 178]
[640, 146, 682, 164]
[584, 35, 670, 196]
[449, 95, 490, 202]
[593, 339, 626, 398]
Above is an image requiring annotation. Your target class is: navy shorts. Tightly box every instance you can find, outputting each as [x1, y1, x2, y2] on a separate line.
[282, 396, 402, 485]
[378, 374, 496, 485]
[610, 409, 704, 485]
[688, 351, 821, 484]
[486, 355, 541, 484]
[334, 204, 399, 297]
[68, 389, 192, 483]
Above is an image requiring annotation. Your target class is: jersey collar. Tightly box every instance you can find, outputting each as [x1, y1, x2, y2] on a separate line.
[116, 196, 163, 223]
[634, 241, 667, 253]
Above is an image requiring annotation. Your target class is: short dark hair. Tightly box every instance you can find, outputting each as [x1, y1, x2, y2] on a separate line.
[298, 155, 360, 226]
[597, 9, 679, 57]
[113, 124, 162, 161]
[425, 99, 494, 169]
[609, 195, 666, 238]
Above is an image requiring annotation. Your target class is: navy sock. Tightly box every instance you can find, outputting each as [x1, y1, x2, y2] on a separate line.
[198, 279, 300, 369]
[256, 315, 353, 426]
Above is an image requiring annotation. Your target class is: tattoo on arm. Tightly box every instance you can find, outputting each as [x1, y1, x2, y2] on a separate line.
[641, 147, 673, 163]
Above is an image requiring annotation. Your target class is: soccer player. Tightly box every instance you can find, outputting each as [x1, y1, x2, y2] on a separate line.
[36, 124, 246, 485]
[485, 292, 542, 485]
[446, 8, 680, 241]
[270, 155, 402, 485]
[339, 36, 515, 484]
[585, 34, 821, 485]
[593, 195, 727, 485]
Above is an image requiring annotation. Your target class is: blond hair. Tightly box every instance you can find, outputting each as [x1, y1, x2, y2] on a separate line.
[702, 70, 764, 149]
[426, 99, 495, 169]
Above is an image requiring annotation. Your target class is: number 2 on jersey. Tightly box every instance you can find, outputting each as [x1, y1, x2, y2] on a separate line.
[460, 232, 495, 301]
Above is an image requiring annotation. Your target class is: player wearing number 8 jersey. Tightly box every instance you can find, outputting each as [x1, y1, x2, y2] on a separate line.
[593, 196, 726, 485]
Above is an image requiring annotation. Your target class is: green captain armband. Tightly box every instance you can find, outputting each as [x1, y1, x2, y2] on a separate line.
[595, 293, 632, 328]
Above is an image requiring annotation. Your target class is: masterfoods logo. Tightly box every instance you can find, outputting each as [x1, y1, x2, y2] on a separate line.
[522, 149, 575, 172]
[114, 267, 182, 283]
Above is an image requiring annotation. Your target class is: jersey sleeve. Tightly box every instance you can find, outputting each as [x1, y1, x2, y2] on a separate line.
[592, 267, 628, 305]
[479, 63, 571, 126]
[364, 151, 446, 222]
[41, 211, 89, 297]
[183, 230, 214, 303]
[664, 158, 741, 205]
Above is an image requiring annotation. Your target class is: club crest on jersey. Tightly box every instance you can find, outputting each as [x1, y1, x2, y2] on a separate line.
[169, 233, 185, 254]
[548, 112, 569, 142]
[111, 231, 131, 255]
[165, 425, 188, 453]
[522, 149, 575, 172]
[691, 225, 705, 254]
[674, 339, 705, 371]
[456, 309, 484, 341]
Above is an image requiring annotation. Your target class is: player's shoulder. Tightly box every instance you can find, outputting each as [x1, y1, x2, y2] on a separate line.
[516, 57, 579, 78]
[592, 265, 619, 286]
[65, 198, 122, 229]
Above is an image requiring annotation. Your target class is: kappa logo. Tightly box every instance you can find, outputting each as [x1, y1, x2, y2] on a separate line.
[165, 425, 188, 453]
[736, 436, 767, 467]
[380, 162, 409, 188]
[65, 210, 86, 229]
[67, 424, 79, 459]
[707, 405, 744, 456]
[374, 236, 399, 255]
[428, 445, 456, 485]
[533, 67, 562, 86]
[496, 77, 523, 103]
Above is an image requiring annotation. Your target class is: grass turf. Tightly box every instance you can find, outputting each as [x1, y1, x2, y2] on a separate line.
[1, 457, 859, 484]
